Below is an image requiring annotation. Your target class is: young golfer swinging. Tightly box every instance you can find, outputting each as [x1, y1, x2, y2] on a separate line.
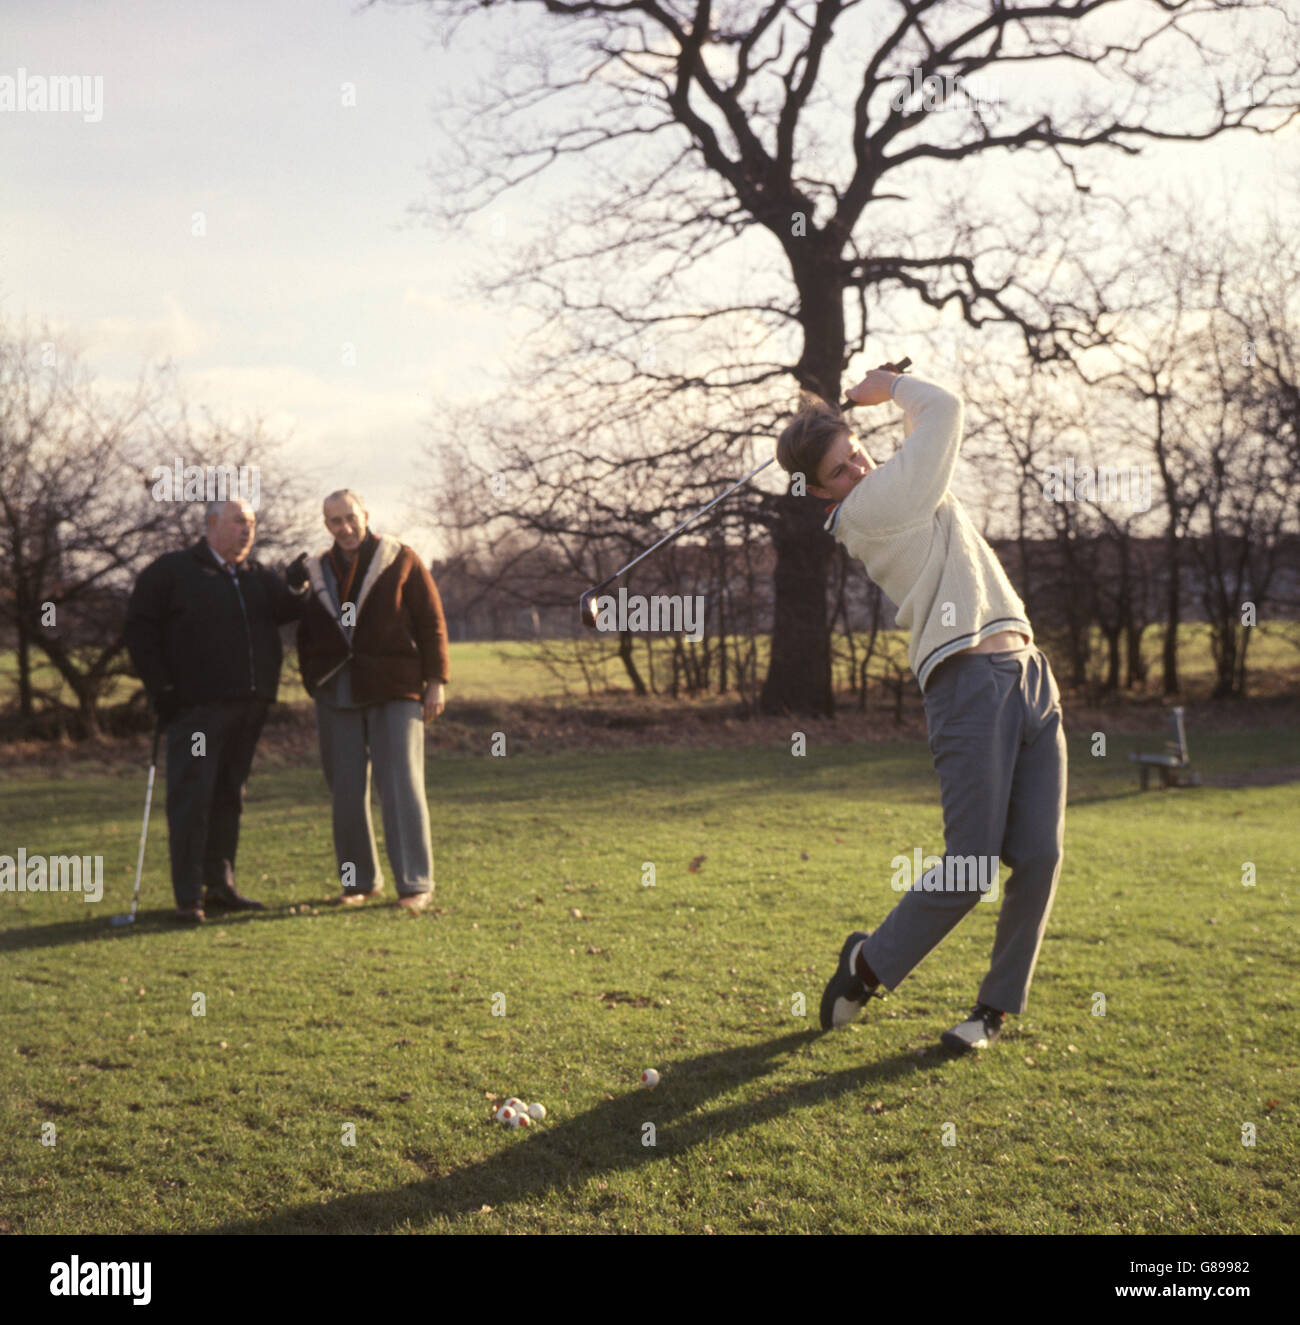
[776, 365, 1067, 1052]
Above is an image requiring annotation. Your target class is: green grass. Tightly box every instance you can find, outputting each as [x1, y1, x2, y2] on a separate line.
[3, 619, 1298, 714]
[282, 620, 1300, 702]
[0, 639, 631, 709]
[1, 724, 1297, 1234]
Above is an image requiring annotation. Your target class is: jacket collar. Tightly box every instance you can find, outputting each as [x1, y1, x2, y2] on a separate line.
[351, 533, 401, 616]
[193, 539, 250, 573]
[306, 533, 403, 636]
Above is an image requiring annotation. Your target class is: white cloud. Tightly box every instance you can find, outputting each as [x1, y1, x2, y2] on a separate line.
[87, 294, 212, 359]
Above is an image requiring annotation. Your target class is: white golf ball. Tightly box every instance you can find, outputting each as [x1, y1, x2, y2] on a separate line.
[527, 1102, 546, 1121]
[509, 1112, 531, 1128]
[495, 1106, 517, 1123]
[641, 1068, 660, 1088]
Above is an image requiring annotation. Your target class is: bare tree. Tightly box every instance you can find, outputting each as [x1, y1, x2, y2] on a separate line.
[0, 324, 312, 738]
[1186, 230, 1300, 696]
[401, 0, 1298, 712]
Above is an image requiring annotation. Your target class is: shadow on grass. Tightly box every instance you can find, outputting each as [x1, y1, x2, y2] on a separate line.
[0, 899, 395, 954]
[1066, 766, 1300, 808]
[206, 1030, 953, 1234]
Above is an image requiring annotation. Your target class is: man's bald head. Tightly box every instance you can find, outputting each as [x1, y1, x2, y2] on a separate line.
[205, 498, 257, 564]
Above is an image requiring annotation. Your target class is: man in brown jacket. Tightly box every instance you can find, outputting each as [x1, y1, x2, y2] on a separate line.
[294, 490, 449, 912]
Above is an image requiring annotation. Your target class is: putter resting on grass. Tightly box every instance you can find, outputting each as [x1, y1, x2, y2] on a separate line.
[110, 724, 161, 929]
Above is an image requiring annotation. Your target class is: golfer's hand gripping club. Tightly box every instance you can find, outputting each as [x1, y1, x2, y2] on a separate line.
[578, 354, 912, 629]
[839, 356, 911, 410]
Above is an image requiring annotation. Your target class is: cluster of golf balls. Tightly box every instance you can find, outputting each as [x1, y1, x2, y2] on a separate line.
[494, 1096, 546, 1128]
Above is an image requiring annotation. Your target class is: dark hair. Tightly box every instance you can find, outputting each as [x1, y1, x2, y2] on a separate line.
[775, 393, 849, 491]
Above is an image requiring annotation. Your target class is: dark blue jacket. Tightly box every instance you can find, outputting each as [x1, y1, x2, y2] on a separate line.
[124, 541, 305, 705]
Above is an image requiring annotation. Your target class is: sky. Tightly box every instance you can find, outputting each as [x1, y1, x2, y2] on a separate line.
[2, 0, 1296, 555]
[1, 0, 531, 552]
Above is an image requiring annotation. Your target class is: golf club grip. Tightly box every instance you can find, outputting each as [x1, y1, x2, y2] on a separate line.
[840, 357, 912, 410]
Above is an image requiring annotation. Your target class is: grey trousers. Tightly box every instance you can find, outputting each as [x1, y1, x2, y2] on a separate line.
[315, 698, 434, 897]
[863, 645, 1066, 1015]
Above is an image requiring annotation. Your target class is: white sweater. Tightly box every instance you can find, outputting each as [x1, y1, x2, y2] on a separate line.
[826, 375, 1032, 691]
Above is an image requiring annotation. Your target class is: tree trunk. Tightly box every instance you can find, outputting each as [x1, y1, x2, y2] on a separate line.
[715, 552, 728, 694]
[11, 539, 37, 718]
[73, 681, 103, 742]
[1102, 626, 1121, 694]
[16, 620, 35, 718]
[618, 630, 647, 696]
[1062, 555, 1089, 687]
[832, 546, 857, 695]
[760, 492, 835, 715]
[1124, 620, 1147, 689]
[1209, 622, 1238, 699]
[760, 259, 843, 717]
[1162, 527, 1181, 695]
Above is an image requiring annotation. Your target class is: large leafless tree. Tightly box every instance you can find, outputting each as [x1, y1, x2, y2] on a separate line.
[404, 0, 1299, 713]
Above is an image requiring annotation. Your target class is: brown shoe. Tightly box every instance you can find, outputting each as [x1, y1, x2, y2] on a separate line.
[397, 892, 431, 914]
[203, 883, 265, 911]
[175, 907, 206, 923]
[340, 880, 384, 908]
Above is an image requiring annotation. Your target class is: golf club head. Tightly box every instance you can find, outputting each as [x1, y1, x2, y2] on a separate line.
[109, 914, 135, 928]
[579, 589, 600, 630]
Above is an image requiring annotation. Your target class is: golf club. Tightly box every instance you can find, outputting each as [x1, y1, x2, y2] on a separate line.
[579, 457, 774, 628]
[579, 356, 912, 628]
[110, 722, 161, 928]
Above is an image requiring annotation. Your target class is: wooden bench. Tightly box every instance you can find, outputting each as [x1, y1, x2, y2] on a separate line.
[1128, 706, 1200, 788]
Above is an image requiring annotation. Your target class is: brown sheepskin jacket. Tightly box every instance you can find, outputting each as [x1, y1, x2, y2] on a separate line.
[297, 534, 450, 703]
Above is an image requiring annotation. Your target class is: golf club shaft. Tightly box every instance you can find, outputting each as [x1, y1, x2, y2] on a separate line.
[590, 457, 774, 595]
[127, 726, 161, 918]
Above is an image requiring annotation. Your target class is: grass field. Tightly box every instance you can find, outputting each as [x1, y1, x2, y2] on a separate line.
[2, 723, 1297, 1234]
[3, 619, 1298, 713]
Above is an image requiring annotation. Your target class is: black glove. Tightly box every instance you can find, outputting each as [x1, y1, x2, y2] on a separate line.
[152, 684, 180, 728]
[285, 551, 310, 591]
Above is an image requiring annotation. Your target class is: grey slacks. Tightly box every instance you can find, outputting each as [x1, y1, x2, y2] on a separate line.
[315, 698, 434, 897]
[863, 645, 1067, 1014]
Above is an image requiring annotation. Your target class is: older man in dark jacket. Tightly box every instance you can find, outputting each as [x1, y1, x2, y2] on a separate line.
[124, 498, 307, 921]
[295, 489, 450, 913]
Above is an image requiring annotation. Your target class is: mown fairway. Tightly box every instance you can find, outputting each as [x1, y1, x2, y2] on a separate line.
[2, 726, 1297, 1234]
